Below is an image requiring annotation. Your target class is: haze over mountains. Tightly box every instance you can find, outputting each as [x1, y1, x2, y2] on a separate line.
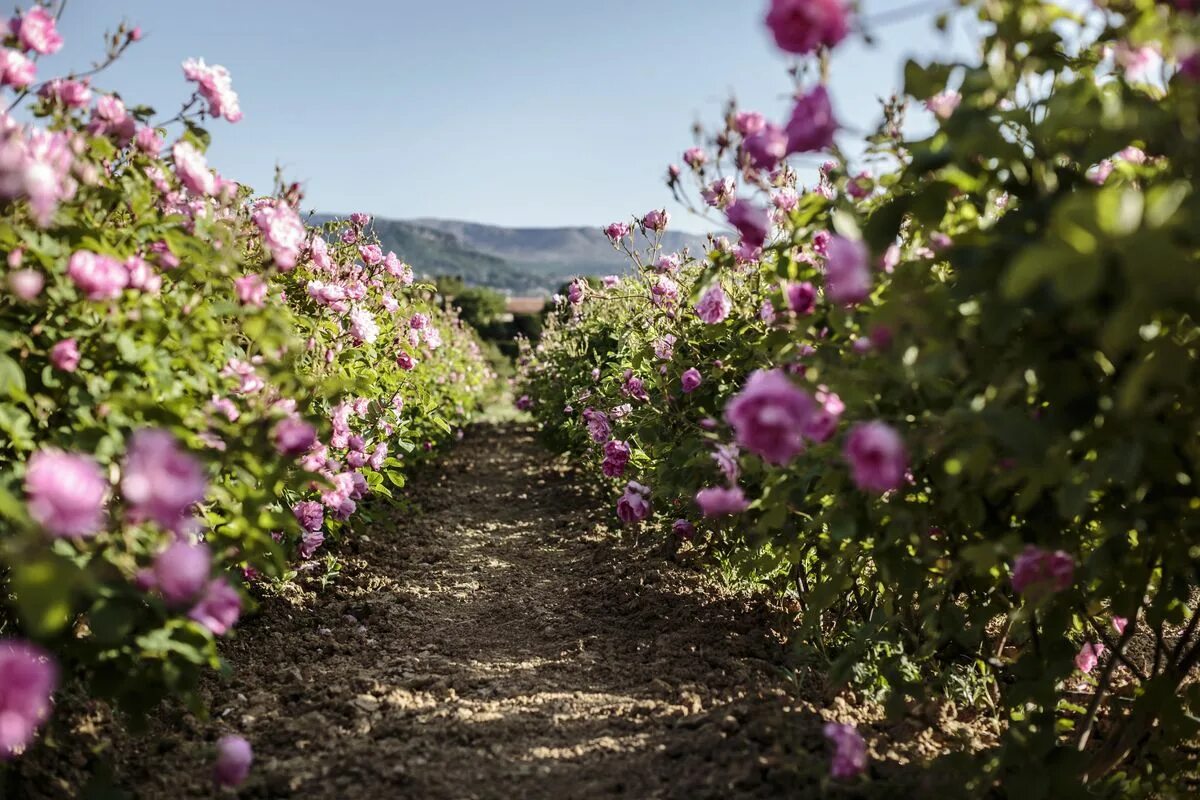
[313, 214, 709, 295]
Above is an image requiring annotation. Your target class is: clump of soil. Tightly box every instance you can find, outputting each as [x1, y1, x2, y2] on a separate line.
[11, 423, 989, 799]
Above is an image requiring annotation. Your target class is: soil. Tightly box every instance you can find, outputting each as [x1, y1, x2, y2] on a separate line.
[10, 422, 990, 799]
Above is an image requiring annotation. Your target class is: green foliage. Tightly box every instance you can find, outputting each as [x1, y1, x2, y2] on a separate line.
[518, 1, 1200, 794]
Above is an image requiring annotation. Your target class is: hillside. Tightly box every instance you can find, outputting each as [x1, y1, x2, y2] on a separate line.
[311, 214, 710, 294]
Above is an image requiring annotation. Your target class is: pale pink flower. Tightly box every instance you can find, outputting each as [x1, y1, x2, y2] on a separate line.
[233, 274, 267, 307]
[49, 338, 79, 372]
[150, 541, 212, 607]
[694, 284, 731, 324]
[1075, 642, 1106, 674]
[725, 369, 814, 465]
[172, 141, 216, 196]
[188, 578, 241, 636]
[181, 58, 243, 123]
[253, 202, 305, 270]
[695, 486, 749, 516]
[925, 90, 961, 120]
[13, 7, 63, 55]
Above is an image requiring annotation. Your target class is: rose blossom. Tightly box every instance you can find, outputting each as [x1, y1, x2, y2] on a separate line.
[13, 6, 63, 55]
[724, 369, 815, 465]
[150, 541, 212, 607]
[1075, 642, 1106, 675]
[68, 250, 128, 301]
[743, 123, 789, 170]
[273, 417, 317, 456]
[843, 421, 907, 492]
[0, 639, 58, 760]
[695, 486, 749, 516]
[181, 58, 243, 123]
[253, 201, 305, 270]
[642, 209, 670, 232]
[824, 235, 872, 305]
[213, 735, 253, 787]
[121, 429, 208, 533]
[616, 481, 651, 524]
[765, 0, 850, 55]
[189, 578, 242, 636]
[823, 722, 867, 780]
[1010, 545, 1075, 598]
[24, 449, 107, 537]
[49, 338, 80, 372]
[8, 268, 43, 301]
[786, 86, 838, 154]
[726, 200, 771, 249]
[681, 367, 703, 394]
[171, 141, 216, 196]
[695, 285, 731, 324]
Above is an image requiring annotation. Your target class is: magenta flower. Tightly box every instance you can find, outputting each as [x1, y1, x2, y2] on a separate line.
[582, 408, 611, 442]
[1075, 642, 1106, 675]
[843, 421, 907, 493]
[824, 235, 872, 305]
[213, 735, 253, 787]
[602, 440, 631, 478]
[786, 281, 816, 315]
[0, 639, 58, 760]
[681, 368, 703, 394]
[724, 369, 814, 465]
[642, 209, 670, 232]
[823, 722, 867, 780]
[1113, 616, 1129, 635]
[726, 200, 771, 249]
[49, 338, 80, 372]
[134, 126, 164, 155]
[683, 147, 707, 168]
[122, 429, 208, 533]
[13, 7, 63, 55]
[24, 449, 108, 538]
[68, 250, 128, 301]
[233, 274, 267, 307]
[567, 278, 586, 306]
[396, 351, 417, 371]
[622, 370, 649, 402]
[189, 578, 242, 636]
[616, 482, 652, 524]
[695, 285, 731, 325]
[151, 541, 213, 607]
[803, 386, 843, 443]
[743, 123, 789, 171]
[181, 58, 243, 123]
[299, 529, 325, 559]
[515, 394, 533, 411]
[786, 86, 838, 154]
[1010, 546, 1075, 598]
[292, 500, 324, 533]
[695, 486, 749, 517]
[766, 0, 850, 55]
[273, 417, 317, 456]
[673, 519, 696, 540]
[712, 443, 741, 484]
[654, 334, 677, 361]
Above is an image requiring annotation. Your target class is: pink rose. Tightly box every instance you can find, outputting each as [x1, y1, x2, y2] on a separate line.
[1075, 642, 1106, 675]
[823, 722, 867, 780]
[24, 449, 108, 537]
[694, 285, 731, 324]
[695, 486, 749, 516]
[49, 338, 80, 372]
[14, 6, 63, 55]
[0, 639, 58, 760]
[150, 541, 212, 607]
[842, 421, 907, 492]
[824, 235, 871, 305]
[189, 578, 242, 636]
[616, 481, 651, 524]
[724, 369, 815, 465]
[786, 86, 838, 154]
[766, 0, 850, 55]
[68, 250, 128, 301]
[213, 735, 253, 787]
[121, 429, 208, 533]
[681, 368, 703, 394]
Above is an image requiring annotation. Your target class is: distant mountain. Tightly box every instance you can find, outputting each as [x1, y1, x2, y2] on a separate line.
[311, 214, 709, 295]
[411, 218, 709, 280]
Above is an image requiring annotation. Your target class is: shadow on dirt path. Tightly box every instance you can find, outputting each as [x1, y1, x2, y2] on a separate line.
[17, 422, 885, 799]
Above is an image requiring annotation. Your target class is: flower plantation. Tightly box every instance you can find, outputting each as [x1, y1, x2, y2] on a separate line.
[0, 5, 492, 782]
[518, 0, 1200, 795]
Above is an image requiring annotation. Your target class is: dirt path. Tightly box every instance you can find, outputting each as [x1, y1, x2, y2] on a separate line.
[29, 422, 848, 799]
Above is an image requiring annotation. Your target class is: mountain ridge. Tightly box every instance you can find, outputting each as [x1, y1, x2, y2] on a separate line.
[311, 214, 709, 294]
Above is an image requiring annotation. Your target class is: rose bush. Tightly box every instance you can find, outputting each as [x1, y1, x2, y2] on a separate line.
[519, 0, 1200, 795]
[0, 3, 492, 766]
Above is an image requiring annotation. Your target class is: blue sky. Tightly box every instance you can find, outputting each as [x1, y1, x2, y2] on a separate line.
[54, 1, 976, 233]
